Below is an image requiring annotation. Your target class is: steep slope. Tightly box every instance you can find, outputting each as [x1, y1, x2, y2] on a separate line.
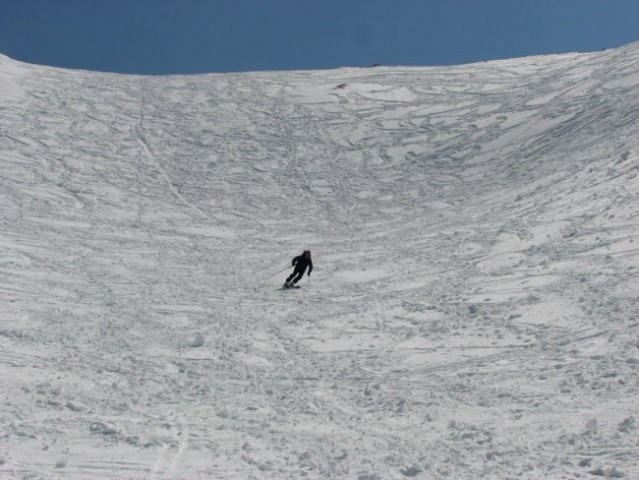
[1, 42, 638, 479]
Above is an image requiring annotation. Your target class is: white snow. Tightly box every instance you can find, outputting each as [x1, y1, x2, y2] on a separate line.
[1, 42, 639, 479]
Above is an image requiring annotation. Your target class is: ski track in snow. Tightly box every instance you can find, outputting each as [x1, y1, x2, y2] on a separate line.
[1, 43, 639, 479]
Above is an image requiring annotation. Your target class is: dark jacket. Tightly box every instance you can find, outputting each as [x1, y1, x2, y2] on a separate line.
[292, 255, 313, 274]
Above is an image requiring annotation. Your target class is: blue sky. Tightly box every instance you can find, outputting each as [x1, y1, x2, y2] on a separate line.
[1, 0, 638, 74]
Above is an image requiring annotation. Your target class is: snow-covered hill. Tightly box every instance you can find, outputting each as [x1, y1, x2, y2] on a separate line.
[1, 42, 639, 479]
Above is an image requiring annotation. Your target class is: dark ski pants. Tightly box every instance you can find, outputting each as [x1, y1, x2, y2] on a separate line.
[286, 268, 305, 285]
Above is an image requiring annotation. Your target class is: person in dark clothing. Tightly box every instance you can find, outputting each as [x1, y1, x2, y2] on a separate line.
[285, 250, 313, 287]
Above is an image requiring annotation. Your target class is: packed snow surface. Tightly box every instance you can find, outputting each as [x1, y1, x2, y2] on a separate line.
[1, 43, 639, 479]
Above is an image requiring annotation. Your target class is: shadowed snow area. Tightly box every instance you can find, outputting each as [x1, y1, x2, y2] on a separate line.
[1, 42, 639, 479]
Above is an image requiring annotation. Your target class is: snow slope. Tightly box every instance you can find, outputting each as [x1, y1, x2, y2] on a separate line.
[1, 42, 639, 479]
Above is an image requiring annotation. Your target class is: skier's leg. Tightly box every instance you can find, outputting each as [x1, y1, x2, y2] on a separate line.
[292, 269, 304, 284]
[285, 269, 301, 287]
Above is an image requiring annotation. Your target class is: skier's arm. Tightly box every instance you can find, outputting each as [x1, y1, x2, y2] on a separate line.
[292, 256, 299, 267]
[308, 260, 313, 275]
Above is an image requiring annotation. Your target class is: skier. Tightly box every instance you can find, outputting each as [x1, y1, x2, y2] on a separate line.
[284, 250, 313, 288]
